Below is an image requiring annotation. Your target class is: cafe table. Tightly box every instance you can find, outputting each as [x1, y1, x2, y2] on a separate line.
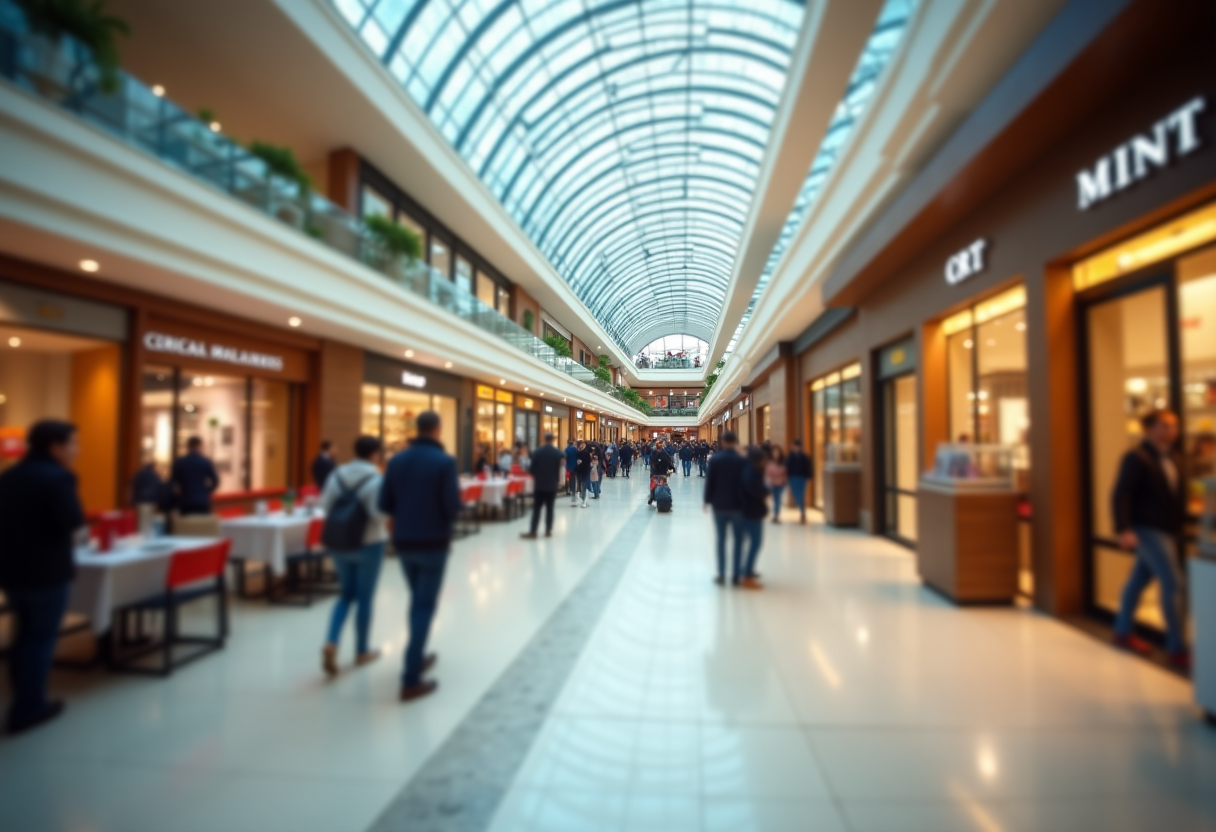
[219, 509, 320, 576]
[70, 535, 222, 636]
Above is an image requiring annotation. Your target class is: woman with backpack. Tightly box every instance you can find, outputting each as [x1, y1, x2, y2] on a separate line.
[320, 435, 388, 677]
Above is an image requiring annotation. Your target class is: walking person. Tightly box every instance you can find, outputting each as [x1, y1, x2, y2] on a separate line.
[739, 447, 770, 588]
[565, 438, 578, 503]
[575, 440, 591, 508]
[786, 440, 812, 524]
[522, 433, 563, 539]
[648, 440, 675, 506]
[703, 431, 748, 586]
[766, 447, 789, 524]
[170, 436, 218, 515]
[320, 436, 388, 677]
[588, 449, 603, 500]
[378, 411, 462, 702]
[1111, 409, 1190, 668]
[696, 441, 710, 477]
[606, 441, 617, 478]
[679, 441, 694, 477]
[311, 440, 336, 490]
[0, 420, 84, 734]
[620, 441, 635, 478]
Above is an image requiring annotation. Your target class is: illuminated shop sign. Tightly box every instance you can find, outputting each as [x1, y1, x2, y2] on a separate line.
[143, 332, 283, 371]
[544, 405, 554, 413]
[1076, 96, 1205, 210]
[945, 239, 988, 285]
[401, 371, 426, 389]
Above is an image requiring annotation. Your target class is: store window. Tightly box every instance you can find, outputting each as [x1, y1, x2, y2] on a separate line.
[476, 270, 496, 310]
[362, 383, 459, 460]
[430, 237, 451, 279]
[142, 366, 295, 494]
[757, 405, 771, 442]
[473, 385, 514, 467]
[809, 363, 862, 508]
[361, 185, 392, 219]
[455, 256, 473, 294]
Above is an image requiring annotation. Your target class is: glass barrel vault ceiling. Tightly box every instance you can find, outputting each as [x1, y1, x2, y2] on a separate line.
[724, 0, 916, 357]
[332, 0, 805, 354]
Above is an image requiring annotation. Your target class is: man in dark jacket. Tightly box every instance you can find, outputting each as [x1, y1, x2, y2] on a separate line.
[785, 439, 813, 524]
[620, 441, 635, 478]
[678, 442, 694, 477]
[0, 420, 84, 734]
[379, 411, 462, 702]
[311, 441, 336, 490]
[564, 439, 578, 501]
[523, 433, 564, 539]
[170, 437, 218, 515]
[738, 447, 771, 589]
[1111, 409, 1188, 667]
[703, 431, 748, 586]
[573, 440, 592, 507]
[648, 441, 675, 506]
[695, 441, 710, 477]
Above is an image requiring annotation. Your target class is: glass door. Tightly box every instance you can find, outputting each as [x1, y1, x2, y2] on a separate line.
[1083, 279, 1174, 627]
[882, 373, 919, 544]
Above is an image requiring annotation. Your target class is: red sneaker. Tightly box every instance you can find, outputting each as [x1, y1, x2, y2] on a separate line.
[1112, 634, 1154, 656]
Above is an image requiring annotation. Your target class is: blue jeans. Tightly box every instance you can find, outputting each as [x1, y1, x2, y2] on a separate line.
[697, 459, 707, 476]
[590, 477, 602, 496]
[712, 510, 744, 582]
[682, 459, 692, 476]
[1114, 527, 1185, 653]
[3, 583, 69, 726]
[326, 541, 385, 655]
[740, 517, 763, 576]
[788, 477, 808, 515]
[770, 485, 786, 518]
[398, 549, 448, 686]
[576, 474, 589, 501]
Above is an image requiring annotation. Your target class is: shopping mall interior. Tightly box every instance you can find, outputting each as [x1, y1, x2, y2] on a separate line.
[0, 0, 1214, 829]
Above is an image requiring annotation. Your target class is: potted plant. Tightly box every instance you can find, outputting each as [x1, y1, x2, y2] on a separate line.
[364, 214, 422, 282]
[16, 0, 131, 98]
[522, 309, 535, 333]
[543, 333, 572, 358]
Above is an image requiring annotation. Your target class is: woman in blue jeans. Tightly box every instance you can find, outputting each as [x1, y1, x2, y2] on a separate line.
[320, 436, 389, 677]
[738, 447, 771, 588]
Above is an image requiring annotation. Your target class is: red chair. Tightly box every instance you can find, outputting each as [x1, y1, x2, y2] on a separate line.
[111, 540, 232, 676]
[217, 506, 246, 519]
[267, 499, 283, 512]
[299, 485, 320, 500]
[271, 517, 333, 607]
[457, 483, 483, 536]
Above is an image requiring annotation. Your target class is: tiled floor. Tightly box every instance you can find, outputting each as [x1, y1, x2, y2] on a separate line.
[1, 470, 1213, 831]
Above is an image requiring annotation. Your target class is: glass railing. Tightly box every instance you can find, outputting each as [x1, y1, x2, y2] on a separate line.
[634, 354, 707, 371]
[0, 1, 638, 405]
[649, 407, 700, 418]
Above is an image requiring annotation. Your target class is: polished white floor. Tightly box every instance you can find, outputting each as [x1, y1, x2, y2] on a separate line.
[2, 471, 1213, 832]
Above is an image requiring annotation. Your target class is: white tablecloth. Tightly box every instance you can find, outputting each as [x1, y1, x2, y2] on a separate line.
[219, 511, 318, 575]
[70, 536, 221, 634]
[459, 477, 532, 509]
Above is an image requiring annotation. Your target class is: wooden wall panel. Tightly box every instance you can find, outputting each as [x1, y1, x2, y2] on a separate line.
[71, 344, 121, 512]
[317, 341, 365, 465]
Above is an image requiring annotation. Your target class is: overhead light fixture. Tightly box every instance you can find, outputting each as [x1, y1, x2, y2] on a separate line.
[8, 337, 20, 347]
[151, 84, 165, 97]
[288, 316, 302, 327]
[524, 386, 529, 391]
[404, 350, 414, 358]
[79, 259, 100, 272]
[444, 361, 453, 369]
[209, 121, 222, 132]
[499, 379, 506, 385]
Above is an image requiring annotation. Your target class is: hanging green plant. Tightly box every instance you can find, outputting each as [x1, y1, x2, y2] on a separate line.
[543, 333, 572, 358]
[592, 365, 612, 383]
[598, 354, 611, 367]
[364, 214, 422, 263]
[522, 309, 535, 332]
[16, 0, 131, 93]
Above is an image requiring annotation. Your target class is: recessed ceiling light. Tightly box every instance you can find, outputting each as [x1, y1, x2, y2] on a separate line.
[499, 379, 506, 385]
[209, 121, 222, 132]
[79, 259, 99, 272]
[8, 337, 20, 347]
[404, 350, 414, 358]
[445, 361, 453, 369]
[288, 316, 302, 327]
[524, 386, 529, 391]
[151, 84, 165, 97]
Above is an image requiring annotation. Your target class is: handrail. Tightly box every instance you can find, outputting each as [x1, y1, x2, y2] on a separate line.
[0, 1, 650, 412]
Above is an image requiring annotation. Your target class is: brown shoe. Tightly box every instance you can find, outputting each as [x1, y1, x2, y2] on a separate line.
[544, 530, 552, 537]
[400, 680, 438, 702]
[424, 652, 438, 671]
[355, 649, 381, 667]
[713, 575, 725, 586]
[322, 643, 339, 677]
[520, 532, 538, 540]
[741, 577, 763, 590]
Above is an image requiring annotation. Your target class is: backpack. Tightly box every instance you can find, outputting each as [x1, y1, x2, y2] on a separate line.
[322, 472, 374, 551]
[654, 483, 673, 512]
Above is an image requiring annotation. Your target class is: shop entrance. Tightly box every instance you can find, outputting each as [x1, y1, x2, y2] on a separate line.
[1080, 237, 1216, 633]
[881, 373, 919, 544]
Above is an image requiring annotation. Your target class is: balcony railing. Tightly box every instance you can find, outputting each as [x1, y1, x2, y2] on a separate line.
[635, 354, 706, 371]
[649, 407, 699, 418]
[0, 1, 646, 407]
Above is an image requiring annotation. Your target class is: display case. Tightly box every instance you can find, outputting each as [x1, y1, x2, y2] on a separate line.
[1193, 478, 1216, 724]
[922, 443, 1015, 492]
[916, 443, 1020, 603]
[822, 442, 861, 527]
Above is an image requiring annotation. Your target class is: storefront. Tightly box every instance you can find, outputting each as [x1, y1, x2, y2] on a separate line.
[0, 279, 127, 512]
[541, 400, 569, 442]
[514, 394, 540, 450]
[362, 352, 462, 459]
[474, 384, 514, 462]
[794, 5, 1215, 632]
[138, 316, 312, 496]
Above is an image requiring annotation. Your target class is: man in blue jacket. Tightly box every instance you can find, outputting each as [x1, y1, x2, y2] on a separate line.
[703, 431, 748, 586]
[379, 411, 462, 702]
[170, 437, 218, 515]
[565, 438, 579, 504]
[0, 420, 84, 734]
